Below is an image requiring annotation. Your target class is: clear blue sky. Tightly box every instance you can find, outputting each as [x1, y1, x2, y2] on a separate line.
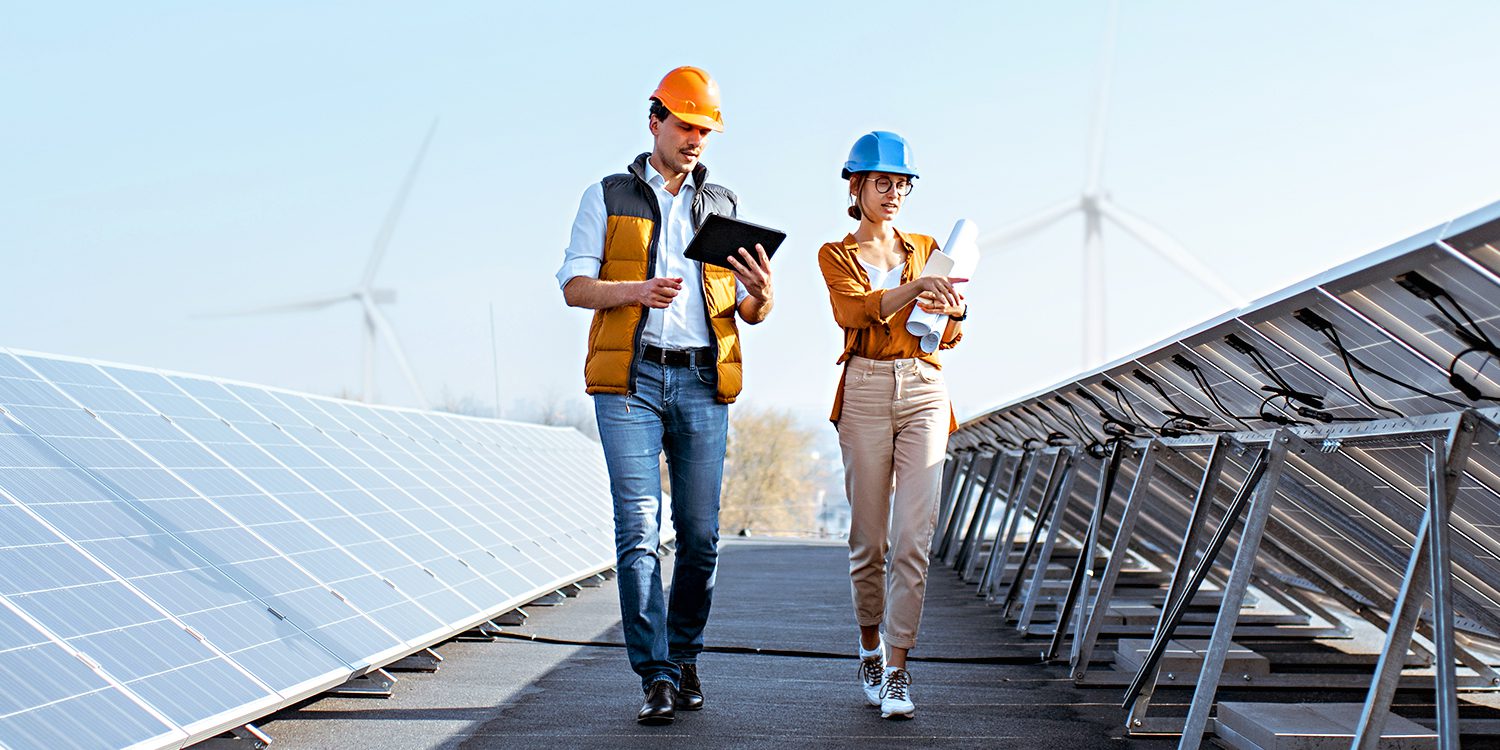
[4, 2, 1499, 427]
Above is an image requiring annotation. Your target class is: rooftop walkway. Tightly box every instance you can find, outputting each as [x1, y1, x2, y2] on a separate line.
[259, 538, 1173, 749]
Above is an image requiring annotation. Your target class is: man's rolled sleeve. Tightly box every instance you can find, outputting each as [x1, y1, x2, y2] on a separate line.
[556, 182, 607, 289]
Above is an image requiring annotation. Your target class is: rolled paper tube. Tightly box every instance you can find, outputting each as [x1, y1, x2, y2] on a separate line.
[906, 219, 980, 353]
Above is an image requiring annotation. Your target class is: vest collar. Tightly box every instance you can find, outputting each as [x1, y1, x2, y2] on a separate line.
[630, 152, 709, 191]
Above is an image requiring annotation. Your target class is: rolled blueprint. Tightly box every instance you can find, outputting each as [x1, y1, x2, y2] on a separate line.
[906, 219, 980, 353]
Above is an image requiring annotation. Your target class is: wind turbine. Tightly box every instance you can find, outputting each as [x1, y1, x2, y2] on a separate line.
[212, 121, 437, 408]
[979, 0, 1246, 366]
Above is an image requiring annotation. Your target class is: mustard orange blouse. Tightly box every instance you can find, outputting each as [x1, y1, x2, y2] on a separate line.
[818, 228, 963, 431]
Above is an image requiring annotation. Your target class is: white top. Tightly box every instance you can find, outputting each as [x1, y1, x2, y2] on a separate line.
[557, 160, 747, 349]
[858, 258, 906, 291]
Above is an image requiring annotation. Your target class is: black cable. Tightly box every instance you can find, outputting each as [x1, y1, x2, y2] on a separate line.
[1223, 333, 1372, 426]
[1256, 392, 1311, 426]
[1056, 398, 1096, 440]
[1294, 308, 1459, 411]
[1322, 326, 1408, 416]
[1434, 295, 1496, 349]
[1017, 407, 1070, 446]
[1104, 383, 1161, 436]
[490, 631, 1044, 665]
[1000, 413, 1045, 444]
[1055, 396, 1107, 457]
[1132, 369, 1191, 416]
[1098, 384, 1164, 438]
[1180, 360, 1263, 423]
[1077, 386, 1154, 437]
[1129, 368, 1222, 431]
[1225, 334, 1300, 395]
[1037, 402, 1090, 446]
[1449, 348, 1500, 402]
[1393, 273, 1500, 403]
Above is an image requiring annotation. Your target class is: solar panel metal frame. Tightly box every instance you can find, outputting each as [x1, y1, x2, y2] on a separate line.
[943, 200, 1500, 748]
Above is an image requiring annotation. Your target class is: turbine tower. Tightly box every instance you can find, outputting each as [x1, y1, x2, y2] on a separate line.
[979, 0, 1246, 366]
[212, 121, 437, 408]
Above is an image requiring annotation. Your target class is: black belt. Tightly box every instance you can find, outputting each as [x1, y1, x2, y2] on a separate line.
[641, 344, 714, 368]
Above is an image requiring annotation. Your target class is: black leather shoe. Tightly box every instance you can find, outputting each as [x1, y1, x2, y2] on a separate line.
[674, 662, 704, 710]
[637, 681, 676, 725]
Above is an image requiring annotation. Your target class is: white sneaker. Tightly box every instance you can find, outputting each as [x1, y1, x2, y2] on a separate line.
[859, 653, 884, 706]
[880, 667, 915, 719]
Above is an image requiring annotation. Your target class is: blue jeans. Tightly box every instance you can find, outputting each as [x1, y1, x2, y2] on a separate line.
[594, 359, 727, 691]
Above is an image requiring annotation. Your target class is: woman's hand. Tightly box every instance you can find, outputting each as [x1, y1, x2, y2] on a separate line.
[912, 276, 965, 310]
[917, 290, 965, 317]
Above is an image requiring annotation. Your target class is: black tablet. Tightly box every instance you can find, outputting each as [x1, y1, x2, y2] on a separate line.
[684, 213, 786, 270]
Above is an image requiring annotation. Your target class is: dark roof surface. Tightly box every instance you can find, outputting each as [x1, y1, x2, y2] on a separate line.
[260, 538, 1171, 749]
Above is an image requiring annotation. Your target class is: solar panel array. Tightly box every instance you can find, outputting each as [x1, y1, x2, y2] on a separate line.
[0, 351, 615, 750]
[939, 200, 1500, 749]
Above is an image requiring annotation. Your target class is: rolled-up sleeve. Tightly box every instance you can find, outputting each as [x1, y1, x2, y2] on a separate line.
[556, 182, 606, 289]
[818, 245, 893, 329]
[939, 318, 963, 349]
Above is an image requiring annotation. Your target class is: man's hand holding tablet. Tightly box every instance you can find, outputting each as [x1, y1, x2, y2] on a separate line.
[683, 214, 786, 270]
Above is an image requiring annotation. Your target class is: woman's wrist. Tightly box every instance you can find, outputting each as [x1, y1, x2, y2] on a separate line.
[948, 304, 968, 321]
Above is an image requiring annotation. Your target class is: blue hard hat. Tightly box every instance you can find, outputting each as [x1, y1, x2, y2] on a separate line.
[841, 131, 919, 180]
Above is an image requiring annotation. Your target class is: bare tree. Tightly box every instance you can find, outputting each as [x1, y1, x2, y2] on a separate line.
[719, 406, 830, 536]
[434, 388, 599, 441]
[512, 391, 599, 441]
[437, 387, 496, 418]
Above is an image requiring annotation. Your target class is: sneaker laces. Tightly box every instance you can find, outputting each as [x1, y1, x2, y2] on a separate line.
[859, 656, 884, 687]
[881, 668, 910, 701]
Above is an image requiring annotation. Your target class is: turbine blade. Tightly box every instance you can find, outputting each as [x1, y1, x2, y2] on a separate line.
[1098, 198, 1247, 307]
[362, 118, 439, 290]
[1085, 0, 1120, 194]
[197, 294, 352, 318]
[977, 198, 1080, 250]
[361, 297, 430, 409]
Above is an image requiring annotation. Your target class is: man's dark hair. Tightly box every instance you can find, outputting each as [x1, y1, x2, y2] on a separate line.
[649, 98, 672, 123]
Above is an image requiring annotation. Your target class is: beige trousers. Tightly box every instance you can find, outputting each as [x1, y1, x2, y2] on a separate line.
[836, 356, 949, 650]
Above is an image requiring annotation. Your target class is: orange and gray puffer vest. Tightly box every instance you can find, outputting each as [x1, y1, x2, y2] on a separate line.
[583, 153, 744, 403]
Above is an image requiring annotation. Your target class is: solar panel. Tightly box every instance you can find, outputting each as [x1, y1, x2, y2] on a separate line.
[381, 410, 605, 576]
[0, 348, 619, 748]
[13, 355, 449, 655]
[0, 408, 355, 696]
[0, 411, 278, 730]
[439, 415, 614, 573]
[1246, 294, 1460, 417]
[941, 200, 1500, 748]
[0, 584, 180, 750]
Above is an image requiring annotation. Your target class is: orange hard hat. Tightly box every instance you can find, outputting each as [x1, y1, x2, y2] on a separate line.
[651, 66, 724, 132]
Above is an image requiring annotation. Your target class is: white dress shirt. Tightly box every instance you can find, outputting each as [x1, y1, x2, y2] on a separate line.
[558, 160, 746, 349]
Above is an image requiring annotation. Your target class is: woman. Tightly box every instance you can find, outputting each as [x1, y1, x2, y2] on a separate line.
[817, 131, 967, 720]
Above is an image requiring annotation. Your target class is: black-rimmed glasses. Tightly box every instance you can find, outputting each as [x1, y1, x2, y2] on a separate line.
[870, 176, 914, 196]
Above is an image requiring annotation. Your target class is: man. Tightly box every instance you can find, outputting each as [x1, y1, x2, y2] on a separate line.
[556, 66, 774, 725]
